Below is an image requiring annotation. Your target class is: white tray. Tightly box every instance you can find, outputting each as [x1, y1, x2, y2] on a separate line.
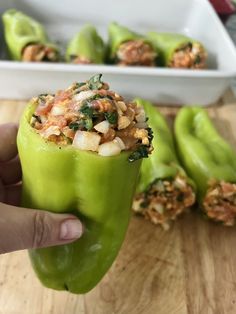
[0, 0, 236, 105]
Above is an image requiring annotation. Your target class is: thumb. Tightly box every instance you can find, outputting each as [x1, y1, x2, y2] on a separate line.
[0, 202, 83, 254]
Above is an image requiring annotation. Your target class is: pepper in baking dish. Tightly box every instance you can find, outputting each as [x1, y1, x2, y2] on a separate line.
[108, 22, 157, 66]
[174, 107, 236, 226]
[2, 9, 59, 62]
[148, 32, 207, 69]
[17, 74, 153, 293]
[132, 99, 196, 230]
[66, 24, 105, 64]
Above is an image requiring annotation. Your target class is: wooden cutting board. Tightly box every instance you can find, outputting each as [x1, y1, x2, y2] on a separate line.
[0, 93, 236, 314]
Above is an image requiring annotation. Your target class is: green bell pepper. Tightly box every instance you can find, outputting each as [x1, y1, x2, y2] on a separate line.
[17, 101, 142, 294]
[66, 24, 105, 64]
[108, 22, 154, 62]
[133, 99, 195, 228]
[2, 9, 59, 61]
[147, 32, 206, 68]
[108, 22, 141, 59]
[174, 107, 236, 225]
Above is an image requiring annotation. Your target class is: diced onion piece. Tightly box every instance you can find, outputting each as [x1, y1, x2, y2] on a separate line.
[135, 122, 148, 129]
[153, 204, 164, 214]
[135, 109, 146, 122]
[40, 115, 47, 123]
[41, 126, 60, 139]
[73, 90, 95, 102]
[98, 141, 121, 156]
[117, 101, 127, 112]
[94, 120, 110, 134]
[73, 131, 101, 152]
[115, 104, 123, 116]
[115, 102, 127, 116]
[126, 107, 135, 121]
[132, 199, 142, 213]
[118, 116, 131, 130]
[30, 116, 36, 125]
[174, 177, 187, 189]
[114, 137, 126, 150]
[50, 105, 66, 116]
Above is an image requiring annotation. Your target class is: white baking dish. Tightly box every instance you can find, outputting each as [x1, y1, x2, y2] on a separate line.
[0, 0, 236, 105]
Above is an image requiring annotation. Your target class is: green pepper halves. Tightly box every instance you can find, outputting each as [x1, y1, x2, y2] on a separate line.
[16, 74, 154, 293]
[17, 103, 141, 293]
[133, 99, 195, 229]
[108, 22, 156, 66]
[147, 32, 207, 69]
[175, 107, 236, 226]
[2, 9, 59, 61]
[66, 24, 105, 64]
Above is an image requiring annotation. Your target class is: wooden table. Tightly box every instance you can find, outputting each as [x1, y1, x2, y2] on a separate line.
[0, 93, 236, 314]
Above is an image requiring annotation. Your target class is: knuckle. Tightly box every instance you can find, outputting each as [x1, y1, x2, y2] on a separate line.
[32, 211, 51, 248]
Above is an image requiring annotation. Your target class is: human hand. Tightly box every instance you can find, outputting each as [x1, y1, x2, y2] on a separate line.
[0, 123, 83, 254]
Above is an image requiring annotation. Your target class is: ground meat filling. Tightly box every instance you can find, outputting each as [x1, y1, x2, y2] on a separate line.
[203, 181, 236, 226]
[30, 74, 153, 160]
[116, 40, 156, 66]
[22, 44, 58, 62]
[133, 175, 196, 230]
[170, 42, 207, 69]
[70, 56, 92, 64]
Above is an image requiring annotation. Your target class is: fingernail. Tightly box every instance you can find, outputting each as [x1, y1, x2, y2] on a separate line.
[60, 219, 83, 240]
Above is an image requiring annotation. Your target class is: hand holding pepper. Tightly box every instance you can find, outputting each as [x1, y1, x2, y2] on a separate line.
[0, 123, 83, 254]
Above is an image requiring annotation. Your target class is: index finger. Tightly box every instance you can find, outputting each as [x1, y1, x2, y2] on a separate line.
[0, 123, 18, 162]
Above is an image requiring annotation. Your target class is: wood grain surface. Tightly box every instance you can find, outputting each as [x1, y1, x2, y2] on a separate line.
[0, 93, 236, 314]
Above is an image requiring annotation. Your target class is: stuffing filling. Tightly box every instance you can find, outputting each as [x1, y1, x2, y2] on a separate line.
[70, 55, 92, 64]
[133, 175, 196, 230]
[203, 181, 236, 226]
[22, 44, 58, 62]
[30, 74, 153, 160]
[170, 42, 207, 69]
[116, 40, 156, 66]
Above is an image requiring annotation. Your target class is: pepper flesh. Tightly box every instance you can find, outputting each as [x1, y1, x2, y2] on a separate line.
[17, 101, 142, 293]
[133, 99, 195, 229]
[66, 24, 105, 64]
[147, 32, 207, 69]
[174, 107, 236, 225]
[2, 9, 59, 61]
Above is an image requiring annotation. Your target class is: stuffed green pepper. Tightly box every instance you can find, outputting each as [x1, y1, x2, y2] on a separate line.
[17, 74, 153, 293]
[2, 9, 59, 62]
[148, 32, 207, 69]
[175, 107, 236, 226]
[108, 22, 157, 66]
[132, 99, 195, 230]
[66, 24, 105, 64]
